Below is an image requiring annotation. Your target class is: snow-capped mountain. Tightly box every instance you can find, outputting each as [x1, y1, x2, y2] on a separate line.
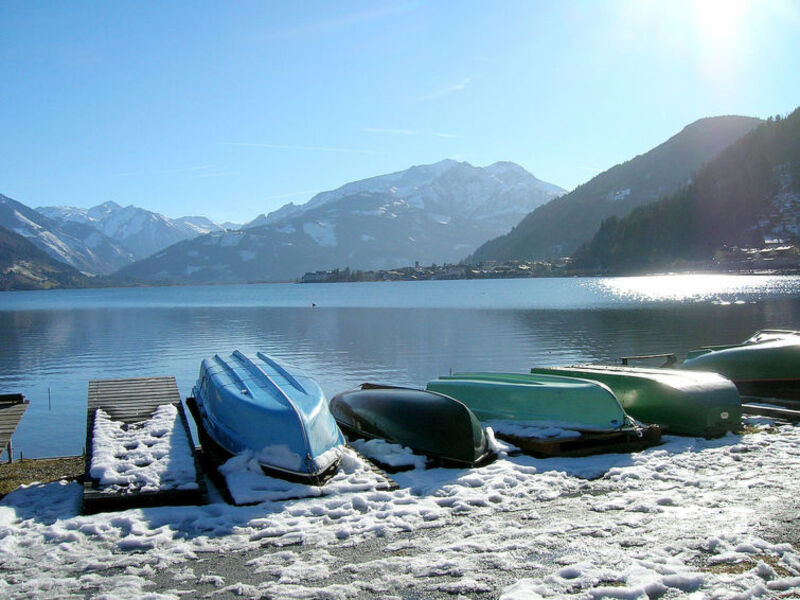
[245, 159, 564, 230]
[116, 160, 566, 284]
[0, 194, 133, 274]
[38, 201, 225, 260]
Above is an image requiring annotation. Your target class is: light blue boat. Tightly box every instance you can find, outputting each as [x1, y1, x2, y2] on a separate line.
[192, 351, 345, 483]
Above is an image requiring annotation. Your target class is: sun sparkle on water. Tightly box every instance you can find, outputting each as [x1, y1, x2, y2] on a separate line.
[594, 274, 778, 302]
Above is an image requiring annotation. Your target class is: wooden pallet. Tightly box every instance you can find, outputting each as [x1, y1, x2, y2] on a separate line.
[0, 394, 29, 462]
[742, 403, 800, 422]
[496, 424, 662, 458]
[82, 377, 206, 514]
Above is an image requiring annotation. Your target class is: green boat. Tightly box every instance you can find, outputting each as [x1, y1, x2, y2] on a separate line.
[426, 372, 632, 432]
[530, 365, 741, 437]
[682, 330, 800, 399]
[329, 383, 492, 467]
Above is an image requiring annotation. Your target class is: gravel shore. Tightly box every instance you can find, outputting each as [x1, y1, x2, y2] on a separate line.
[0, 455, 84, 497]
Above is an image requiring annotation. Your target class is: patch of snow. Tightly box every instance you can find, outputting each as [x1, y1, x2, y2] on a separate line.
[360, 234, 375, 242]
[429, 213, 451, 225]
[277, 224, 296, 234]
[238, 250, 256, 262]
[90, 405, 198, 493]
[350, 438, 427, 469]
[219, 447, 382, 505]
[607, 188, 632, 202]
[303, 221, 337, 247]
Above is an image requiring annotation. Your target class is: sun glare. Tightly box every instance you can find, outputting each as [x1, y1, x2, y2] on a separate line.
[693, 0, 747, 46]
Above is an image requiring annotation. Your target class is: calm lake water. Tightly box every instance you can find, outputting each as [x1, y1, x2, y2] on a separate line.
[3, 274, 800, 458]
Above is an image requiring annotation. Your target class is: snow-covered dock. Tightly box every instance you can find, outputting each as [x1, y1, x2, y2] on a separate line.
[82, 377, 206, 514]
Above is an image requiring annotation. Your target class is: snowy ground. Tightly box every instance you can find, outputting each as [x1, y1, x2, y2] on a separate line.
[2, 417, 800, 599]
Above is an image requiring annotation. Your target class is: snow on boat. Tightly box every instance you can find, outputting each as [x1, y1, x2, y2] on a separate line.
[426, 372, 632, 432]
[682, 329, 800, 399]
[192, 351, 345, 483]
[329, 383, 493, 467]
[530, 365, 741, 438]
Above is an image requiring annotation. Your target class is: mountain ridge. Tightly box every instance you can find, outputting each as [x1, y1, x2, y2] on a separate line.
[0, 194, 131, 275]
[570, 108, 800, 272]
[0, 224, 98, 290]
[470, 115, 763, 262]
[115, 159, 566, 284]
[38, 202, 226, 260]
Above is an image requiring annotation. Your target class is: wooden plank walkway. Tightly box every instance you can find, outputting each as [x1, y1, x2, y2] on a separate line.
[0, 394, 29, 461]
[83, 377, 206, 514]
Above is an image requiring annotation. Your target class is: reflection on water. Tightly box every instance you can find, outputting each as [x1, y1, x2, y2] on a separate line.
[2, 276, 800, 457]
[590, 274, 800, 303]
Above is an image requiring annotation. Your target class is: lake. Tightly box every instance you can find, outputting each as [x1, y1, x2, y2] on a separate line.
[2, 274, 800, 458]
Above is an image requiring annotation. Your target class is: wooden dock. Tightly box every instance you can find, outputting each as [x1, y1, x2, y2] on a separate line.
[83, 377, 206, 514]
[0, 394, 29, 462]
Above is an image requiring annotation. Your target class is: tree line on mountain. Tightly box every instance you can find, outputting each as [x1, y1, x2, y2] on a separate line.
[570, 109, 800, 273]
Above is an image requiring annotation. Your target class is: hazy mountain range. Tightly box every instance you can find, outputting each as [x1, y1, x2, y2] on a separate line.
[115, 160, 565, 284]
[2, 108, 796, 290]
[37, 201, 226, 261]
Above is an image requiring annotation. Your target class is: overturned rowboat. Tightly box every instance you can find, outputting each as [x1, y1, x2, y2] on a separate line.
[682, 329, 800, 399]
[330, 383, 493, 467]
[426, 372, 632, 432]
[529, 365, 741, 438]
[192, 351, 345, 484]
[425, 373, 660, 455]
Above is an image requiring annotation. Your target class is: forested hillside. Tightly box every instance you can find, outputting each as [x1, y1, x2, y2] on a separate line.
[571, 108, 800, 272]
[470, 116, 761, 262]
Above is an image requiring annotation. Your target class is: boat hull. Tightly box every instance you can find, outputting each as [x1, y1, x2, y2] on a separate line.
[530, 365, 741, 438]
[329, 384, 491, 467]
[193, 351, 344, 482]
[683, 330, 800, 399]
[426, 372, 631, 432]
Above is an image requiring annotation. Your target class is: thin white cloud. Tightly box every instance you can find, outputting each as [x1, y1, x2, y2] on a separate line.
[419, 76, 474, 101]
[217, 141, 374, 155]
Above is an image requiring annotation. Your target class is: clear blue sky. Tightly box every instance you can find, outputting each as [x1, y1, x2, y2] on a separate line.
[2, 1, 799, 224]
